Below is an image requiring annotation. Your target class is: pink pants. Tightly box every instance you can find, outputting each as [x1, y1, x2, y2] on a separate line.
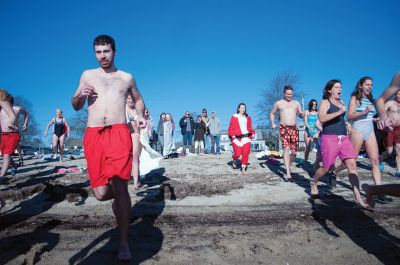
[232, 142, 251, 166]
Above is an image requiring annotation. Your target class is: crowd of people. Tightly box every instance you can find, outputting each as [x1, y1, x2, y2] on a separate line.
[269, 76, 400, 210]
[0, 34, 399, 261]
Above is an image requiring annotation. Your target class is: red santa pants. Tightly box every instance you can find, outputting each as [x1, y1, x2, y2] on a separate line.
[232, 142, 251, 165]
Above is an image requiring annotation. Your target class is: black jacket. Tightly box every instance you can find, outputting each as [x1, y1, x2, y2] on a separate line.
[179, 116, 195, 135]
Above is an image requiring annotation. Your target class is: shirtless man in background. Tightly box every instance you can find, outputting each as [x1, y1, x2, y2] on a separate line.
[71, 35, 145, 261]
[363, 71, 400, 207]
[0, 96, 29, 176]
[380, 90, 400, 176]
[270, 85, 303, 181]
[0, 89, 17, 211]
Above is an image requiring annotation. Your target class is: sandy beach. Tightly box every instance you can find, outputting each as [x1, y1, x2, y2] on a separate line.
[1, 152, 399, 265]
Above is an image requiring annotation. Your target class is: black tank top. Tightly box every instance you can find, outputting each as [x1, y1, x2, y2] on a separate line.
[322, 99, 347, 135]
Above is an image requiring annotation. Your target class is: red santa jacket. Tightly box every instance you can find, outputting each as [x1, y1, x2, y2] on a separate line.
[228, 114, 255, 141]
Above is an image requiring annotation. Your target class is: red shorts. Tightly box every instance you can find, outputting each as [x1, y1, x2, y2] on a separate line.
[83, 124, 133, 188]
[0, 131, 20, 155]
[279, 124, 299, 152]
[383, 127, 400, 147]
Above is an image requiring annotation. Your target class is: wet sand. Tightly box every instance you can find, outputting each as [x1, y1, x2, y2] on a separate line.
[1, 153, 399, 265]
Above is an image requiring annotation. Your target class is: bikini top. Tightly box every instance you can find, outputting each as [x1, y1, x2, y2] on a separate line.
[307, 112, 318, 128]
[352, 97, 376, 124]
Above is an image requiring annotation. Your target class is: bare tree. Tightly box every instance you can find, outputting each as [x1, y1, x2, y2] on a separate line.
[256, 70, 302, 127]
[68, 108, 88, 140]
[13, 96, 43, 147]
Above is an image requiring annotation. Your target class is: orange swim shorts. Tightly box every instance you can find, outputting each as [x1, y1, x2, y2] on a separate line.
[0, 131, 20, 155]
[83, 124, 133, 188]
[279, 124, 299, 152]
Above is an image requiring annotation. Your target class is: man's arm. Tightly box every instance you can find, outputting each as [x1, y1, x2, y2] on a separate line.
[19, 107, 29, 131]
[296, 101, 303, 118]
[269, 102, 279, 129]
[71, 71, 93, 111]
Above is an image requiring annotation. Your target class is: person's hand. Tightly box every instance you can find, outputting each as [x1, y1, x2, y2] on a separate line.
[271, 123, 277, 129]
[7, 124, 17, 130]
[80, 85, 97, 99]
[338, 105, 346, 114]
[44, 131, 48, 137]
[137, 116, 147, 128]
[365, 105, 374, 113]
[22, 125, 27, 131]
[377, 113, 393, 131]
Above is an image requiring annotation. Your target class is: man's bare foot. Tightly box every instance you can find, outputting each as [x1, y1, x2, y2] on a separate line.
[310, 180, 319, 197]
[0, 197, 5, 211]
[241, 165, 247, 174]
[118, 243, 132, 261]
[361, 184, 375, 208]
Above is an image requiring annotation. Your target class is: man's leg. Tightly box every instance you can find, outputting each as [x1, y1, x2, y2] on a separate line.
[395, 143, 400, 173]
[216, 135, 220, 154]
[232, 143, 242, 169]
[241, 143, 251, 172]
[211, 136, 216, 154]
[110, 178, 132, 260]
[17, 145, 23, 166]
[362, 183, 400, 208]
[283, 146, 292, 179]
[0, 155, 12, 178]
[205, 135, 210, 154]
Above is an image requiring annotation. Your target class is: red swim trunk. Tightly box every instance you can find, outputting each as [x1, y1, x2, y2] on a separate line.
[83, 124, 133, 188]
[279, 124, 299, 152]
[0, 131, 21, 155]
[383, 127, 400, 147]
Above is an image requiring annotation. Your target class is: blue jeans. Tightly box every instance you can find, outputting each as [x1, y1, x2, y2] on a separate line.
[204, 134, 210, 153]
[183, 131, 193, 145]
[210, 135, 220, 154]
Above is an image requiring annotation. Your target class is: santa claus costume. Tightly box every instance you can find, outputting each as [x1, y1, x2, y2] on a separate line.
[228, 103, 255, 172]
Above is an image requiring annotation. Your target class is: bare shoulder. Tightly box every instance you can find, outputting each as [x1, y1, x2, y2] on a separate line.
[320, 99, 330, 107]
[118, 70, 134, 82]
[275, 99, 284, 107]
[80, 69, 96, 81]
[385, 99, 396, 107]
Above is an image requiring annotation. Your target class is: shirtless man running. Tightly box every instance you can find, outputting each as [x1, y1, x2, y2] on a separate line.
[0, 89, 17, 211]
[71, 35, 145, 261]
[379, 90, 400, 176]
[270, 85, 303, 181]
[0, 96, 29, 176]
